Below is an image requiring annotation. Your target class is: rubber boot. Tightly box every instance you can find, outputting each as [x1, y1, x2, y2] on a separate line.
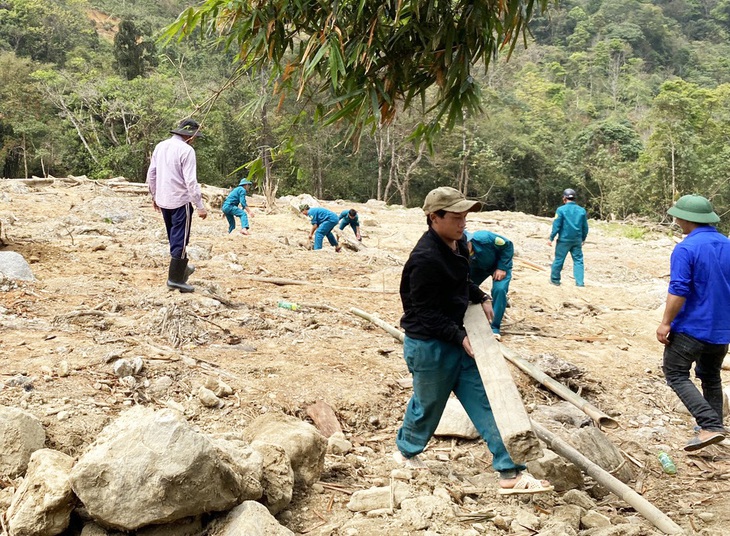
[167, 257, 194, 293]
[184, 263, 195, 283]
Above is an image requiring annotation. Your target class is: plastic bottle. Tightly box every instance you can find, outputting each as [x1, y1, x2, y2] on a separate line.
[657, 452, 676, 475]
[277, 301, 300, 311]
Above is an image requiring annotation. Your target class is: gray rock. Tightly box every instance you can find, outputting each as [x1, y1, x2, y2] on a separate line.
[211, 501, 294, 536]
[581, 510, 612, 529]
[249, 441, 294, 515]
[400, 495, 455, 530]
[545, 504, 583, 532]
[327, 432, 353, 455]
[0, 251, 34, 281]
[570, 427, 634, 483]
[563, 489, 596, 510]
[526, 449, 584, 491]
[0, 406, 46, 478]
[80, 523, 111, 536]
[346, 481, 410, 512]
[70, 407, 263, 531]
[434, 398, 479, 439]
[6, 449, 75, 536]
[242, 413, 326, 488]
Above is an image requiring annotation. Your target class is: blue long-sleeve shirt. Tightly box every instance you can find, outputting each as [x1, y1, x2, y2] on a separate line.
[550, 202, 588, 243]
[668, 226, 730, 344]
[468, 230, 514, 286]
[222, 186, 248, 210]
[339, 210, 360, 227]
[307, 207, 339, 226]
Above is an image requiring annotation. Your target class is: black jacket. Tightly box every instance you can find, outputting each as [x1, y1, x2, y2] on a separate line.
[400, 227, 489, 346]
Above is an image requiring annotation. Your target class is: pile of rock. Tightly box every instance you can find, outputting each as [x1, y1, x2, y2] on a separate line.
[0, 406, 327, 535]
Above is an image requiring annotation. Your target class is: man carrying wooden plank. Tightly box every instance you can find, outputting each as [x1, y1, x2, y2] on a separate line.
[394, 186, 553, 495]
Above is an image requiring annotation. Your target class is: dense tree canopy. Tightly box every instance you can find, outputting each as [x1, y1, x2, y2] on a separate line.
[1, 0, 730, 231]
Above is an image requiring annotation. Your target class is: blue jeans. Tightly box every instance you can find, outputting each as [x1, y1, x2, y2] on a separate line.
[222, 206, 248, 232]
[550, 240, 584, 286]
[314, 220, 338, 250]
[396, 336, 524, 477]
[663, 332, 727, 432]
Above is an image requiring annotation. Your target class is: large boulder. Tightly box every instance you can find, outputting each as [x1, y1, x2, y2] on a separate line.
[0, 406, 46, 478]
[6, 449, 75, 536]
[242, 413, 326, 488]
[70, 407, 263, 531]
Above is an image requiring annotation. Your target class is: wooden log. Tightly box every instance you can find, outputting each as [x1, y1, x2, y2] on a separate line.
[306, 401, 343, 438]
[514, 258, 546, 271]
[249, 276, 398, 294]
[499, 344, 619, 429]
[349, 308, 404, 342]
[532, 421, 684, 535]
[463, 304, 542, 464]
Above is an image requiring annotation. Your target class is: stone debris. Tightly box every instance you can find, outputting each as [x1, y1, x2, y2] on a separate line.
[5, 449, 75, 536]
[0, 406, 46, 479]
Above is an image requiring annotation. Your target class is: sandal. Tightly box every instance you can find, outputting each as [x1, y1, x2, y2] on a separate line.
[392, 451, 428, 470]
[498, 472, 554, 495]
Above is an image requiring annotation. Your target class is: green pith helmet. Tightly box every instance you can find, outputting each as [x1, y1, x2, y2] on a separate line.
[298, 204, 310, 212]
[667, 195, 720, 224]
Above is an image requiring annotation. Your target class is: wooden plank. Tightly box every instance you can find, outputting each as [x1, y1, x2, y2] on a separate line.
[463, 304, 541, 464]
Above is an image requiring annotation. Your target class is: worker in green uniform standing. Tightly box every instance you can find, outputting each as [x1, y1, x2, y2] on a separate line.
[548, 188, 589, 287]
[466, 230, 513, 341]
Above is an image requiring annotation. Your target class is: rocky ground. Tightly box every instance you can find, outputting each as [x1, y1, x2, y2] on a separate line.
[0, 177, 729, 535]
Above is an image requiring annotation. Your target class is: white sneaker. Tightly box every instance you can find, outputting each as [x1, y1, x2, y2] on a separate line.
[392, 451, 428, 470]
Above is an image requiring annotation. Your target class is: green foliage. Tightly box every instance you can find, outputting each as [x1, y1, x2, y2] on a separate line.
[162, 0, 555, 146]
[113, 19, 158, 80]
[0, 0, 99, 66]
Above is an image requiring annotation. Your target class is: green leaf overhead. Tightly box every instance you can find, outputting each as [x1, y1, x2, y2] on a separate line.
[163, 0, 555, 138]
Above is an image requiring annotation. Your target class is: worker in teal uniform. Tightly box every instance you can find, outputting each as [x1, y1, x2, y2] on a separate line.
[299, 204, 342, 251]
[338, 209, 362, 241]
[222, 178, 254, 235]
[465, 230, 513, 340]
[548, 188, 589, 286]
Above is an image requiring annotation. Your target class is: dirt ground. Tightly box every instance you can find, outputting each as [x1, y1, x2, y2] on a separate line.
[0, 178, 729, 536]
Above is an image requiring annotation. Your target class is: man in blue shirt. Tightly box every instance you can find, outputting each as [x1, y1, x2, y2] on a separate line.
[222, 178, 254, 235]
[299, 204, 341, 252]
[338, 209, 362, 241]
[657, 194, 730, 452]
[466, 230, 513, 340]
[548, 188, 589, 286]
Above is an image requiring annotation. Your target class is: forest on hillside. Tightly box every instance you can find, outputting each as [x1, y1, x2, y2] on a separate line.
[1, 0, 730, 229]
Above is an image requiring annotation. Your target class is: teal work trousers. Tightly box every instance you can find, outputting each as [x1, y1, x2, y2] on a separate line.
[550, 240, 584, 286]
[396, 336, 524, 476]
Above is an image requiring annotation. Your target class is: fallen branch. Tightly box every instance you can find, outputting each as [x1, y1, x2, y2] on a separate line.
[349, 308, 404, 342]
[249, 276, 397, 294]
[514, 258, 547, 271]
[532, 421, 684, 535]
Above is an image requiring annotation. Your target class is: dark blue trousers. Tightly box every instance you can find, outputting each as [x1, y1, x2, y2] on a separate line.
[663, 332, 727, 432]
[161, 204, 193, 259]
